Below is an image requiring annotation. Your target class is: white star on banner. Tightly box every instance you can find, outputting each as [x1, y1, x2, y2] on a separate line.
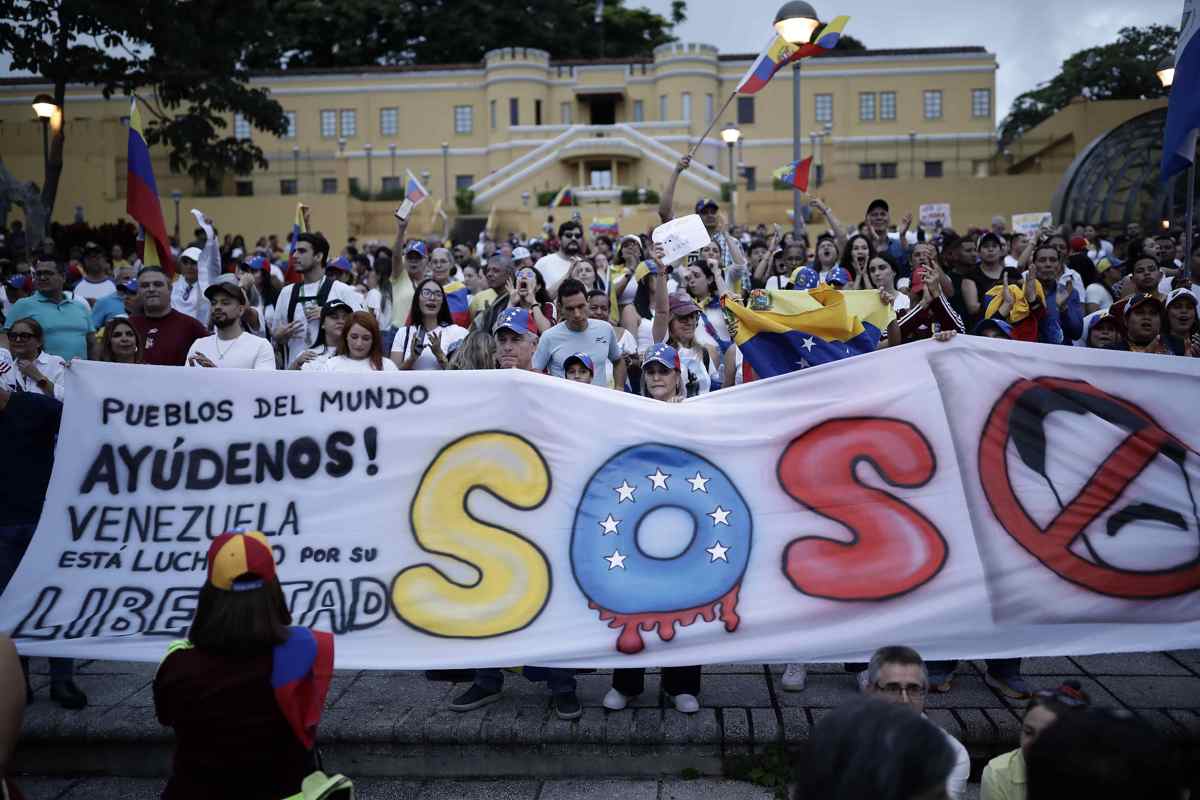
[706, 541, 730, 562]
[708, 505, 732, 526]
[605, 550, 627, 570]
[599, 514, 620, 535]
[802, 337, 816, 352]
[687, 471, 710, 493]
[614, 480, 637, 503]
[647, 467, 670, 491]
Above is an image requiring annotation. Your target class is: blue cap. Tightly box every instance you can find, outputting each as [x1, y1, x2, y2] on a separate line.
[117, 279, 139, 294]
[241, 255, 269, 271]
[791, 266, 819, 290]
[694, 198, 718, 213]
[564, 352, 595, 374]
[643, 343, 680, 371]
[493, 307, 533, 336]
[6, 274, 31, 291]
[825, 266, 851, 287]
[405, 240, 428, 257]
[973, 317, 1013, 338]
[326, 256, 353, 272]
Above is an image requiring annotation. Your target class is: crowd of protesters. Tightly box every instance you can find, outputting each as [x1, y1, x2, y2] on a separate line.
[1, 154, 1198, 798]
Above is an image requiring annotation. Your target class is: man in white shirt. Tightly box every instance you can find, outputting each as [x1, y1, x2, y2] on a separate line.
[71, 242, 116, 307]
[185, 274, 275, 370]
[271, 232, 363, 366]
[533, 220, 584, 296]
[531, 278, 625, 388]
[864, 645, 970, 800]
[170, 246, 210, 326]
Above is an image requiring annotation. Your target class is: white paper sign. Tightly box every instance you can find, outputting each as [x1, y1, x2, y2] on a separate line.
[2, 342, 1199, 669]
[1012, 212, 1053, 236]
[653, 214, 711, 265]
[919, 203, 952, 230]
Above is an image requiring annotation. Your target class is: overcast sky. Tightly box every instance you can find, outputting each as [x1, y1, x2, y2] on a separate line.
[640, 0, 1183, 122]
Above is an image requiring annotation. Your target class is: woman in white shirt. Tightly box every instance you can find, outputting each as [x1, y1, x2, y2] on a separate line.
[361, 257, 392, 331]
[390, 278, 468, 370]
[1, 318, 65, 399]
[318, 311, 398, 373]
[290, 299, 352, 371]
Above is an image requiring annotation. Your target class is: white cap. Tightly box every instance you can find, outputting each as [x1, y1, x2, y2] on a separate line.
[512, 246, 532, 260]
[180, 247, 203, 262]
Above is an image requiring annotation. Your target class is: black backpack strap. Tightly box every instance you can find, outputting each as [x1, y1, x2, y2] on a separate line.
[315, 276, 334, 307]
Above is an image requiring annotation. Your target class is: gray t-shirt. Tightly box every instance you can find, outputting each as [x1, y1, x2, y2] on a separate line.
[532, 319, 621, 386]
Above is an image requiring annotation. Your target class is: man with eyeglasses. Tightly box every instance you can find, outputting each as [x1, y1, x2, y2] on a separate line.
[864, 645, 969, 800]
[533, 220, 584, 297]
[4, 258, 95, 361]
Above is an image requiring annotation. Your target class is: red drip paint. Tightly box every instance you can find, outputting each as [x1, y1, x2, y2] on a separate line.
[588, 583, 742, 654]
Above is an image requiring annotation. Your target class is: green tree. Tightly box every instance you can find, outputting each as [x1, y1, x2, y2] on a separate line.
[0, 0, 288, 218]
[832, 34, 866, 52]
[1000, 25, 1176, 144]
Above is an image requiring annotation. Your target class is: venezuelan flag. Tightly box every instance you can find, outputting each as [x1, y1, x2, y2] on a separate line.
[550, 186, 573, 207]
[736, 16, 851, 95]
[775, 157, 813, 192]
[725, 286, 892, 378]
[126, 99, 175, 276]
[444, 280, 471, 327]
[590, 217, 619, 237]
[285, 202, 308, 284]
[405, 169, 430, 206]
[271, 626, 334, 749]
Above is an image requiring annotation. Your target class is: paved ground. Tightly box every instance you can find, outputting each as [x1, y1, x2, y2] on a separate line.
[11, 651, 1200, 783]
[14, 776, 984, 800]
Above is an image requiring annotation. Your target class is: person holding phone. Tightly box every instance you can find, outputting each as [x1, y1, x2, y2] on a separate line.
[391, 279, 468, 370]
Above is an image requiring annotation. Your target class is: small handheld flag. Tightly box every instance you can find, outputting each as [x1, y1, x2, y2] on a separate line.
[550, 186, 574, 207]
[396, 170, 430, 221]
[775, 157, 814, 192]
[126, 98, 175, 276]
[1162, 0, 1200, 180]
[284, 203, 308, 284]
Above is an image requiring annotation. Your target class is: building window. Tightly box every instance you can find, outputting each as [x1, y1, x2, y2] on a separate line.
[455, 175, 473, 191]
[880, 92, 896, 121]
[339, 109, 356, 138]
[972, 159, 989, 178]
[880, 162, 898, 179]
[235, 180, 254, 196]
[681, 92, 692, 121]
[924, 161, 943, 178]
[490, 100, 496, 130]
[321, 177, 338, 194]
[971, 88, 992, 118]
[743, 166, 757, 192]
[233, 114, 251, 140]
[705, 94, 714, 123]
[814, 94, 833, 124]
[633, 100, 644, 122]
[381, 176, 401, 193]
[284, 111, 297, 139]
[737, 96, 755, 125]
[280, 179, 297, 195]
[380, 107, 399, 137]
[535, 99, 542, 126]
[659, 94, 668, 120]
[858, 163, 877, 180]
[320, 110, 337, 139]
[509, 97, 519, 126]
[858, 93, 876, 122]
[923, 90, 943, 120]
[561, 102, 573, 124]
[454, 105, 473, 134]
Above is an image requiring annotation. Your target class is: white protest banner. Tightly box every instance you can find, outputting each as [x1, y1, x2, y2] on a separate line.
[3, 341, 1199, 669]
[1012, 212, 1053, 236]
[918, 203, 952, 230]
[653, 214, 710, 265]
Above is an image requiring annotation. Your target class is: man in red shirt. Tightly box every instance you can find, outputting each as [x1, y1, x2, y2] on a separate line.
[129, 266, 209, 366]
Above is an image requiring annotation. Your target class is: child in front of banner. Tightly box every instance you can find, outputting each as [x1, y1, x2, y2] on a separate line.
[154, 531, 334, 800]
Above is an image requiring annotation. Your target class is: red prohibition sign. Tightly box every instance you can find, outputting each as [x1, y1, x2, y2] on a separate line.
[979, 376, 1200, 599]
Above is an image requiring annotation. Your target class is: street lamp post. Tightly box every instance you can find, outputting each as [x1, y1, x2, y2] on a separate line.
[364, 143, 373, 199]
[1158, 54, 1192, 278]
[721, 123, 742, 226]
[170, 191, 182, 242]
[441, 142, 450, 204]
[775, 2, 820, 237]
[32, 93, 56, 177]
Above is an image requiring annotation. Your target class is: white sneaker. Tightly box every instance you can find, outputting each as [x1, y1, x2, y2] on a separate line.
[670, 693, 700, 713]
[602, 687, 631, 710]
[781, 663, 808, 692]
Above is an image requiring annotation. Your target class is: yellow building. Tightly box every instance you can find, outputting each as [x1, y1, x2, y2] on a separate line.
[0, 43, 1045, 245]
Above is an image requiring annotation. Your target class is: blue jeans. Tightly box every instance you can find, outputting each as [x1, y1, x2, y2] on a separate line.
[474, 667, 575, 695]
[0, 523, 74, 681]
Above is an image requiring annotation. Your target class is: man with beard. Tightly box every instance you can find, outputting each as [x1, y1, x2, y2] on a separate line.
[534, 220, 584, 296]
[272, 232, 363, 367]
[1106, 293, 1170, 354]
[129, 266, 208, 366]
[185, 274, 276, 369]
